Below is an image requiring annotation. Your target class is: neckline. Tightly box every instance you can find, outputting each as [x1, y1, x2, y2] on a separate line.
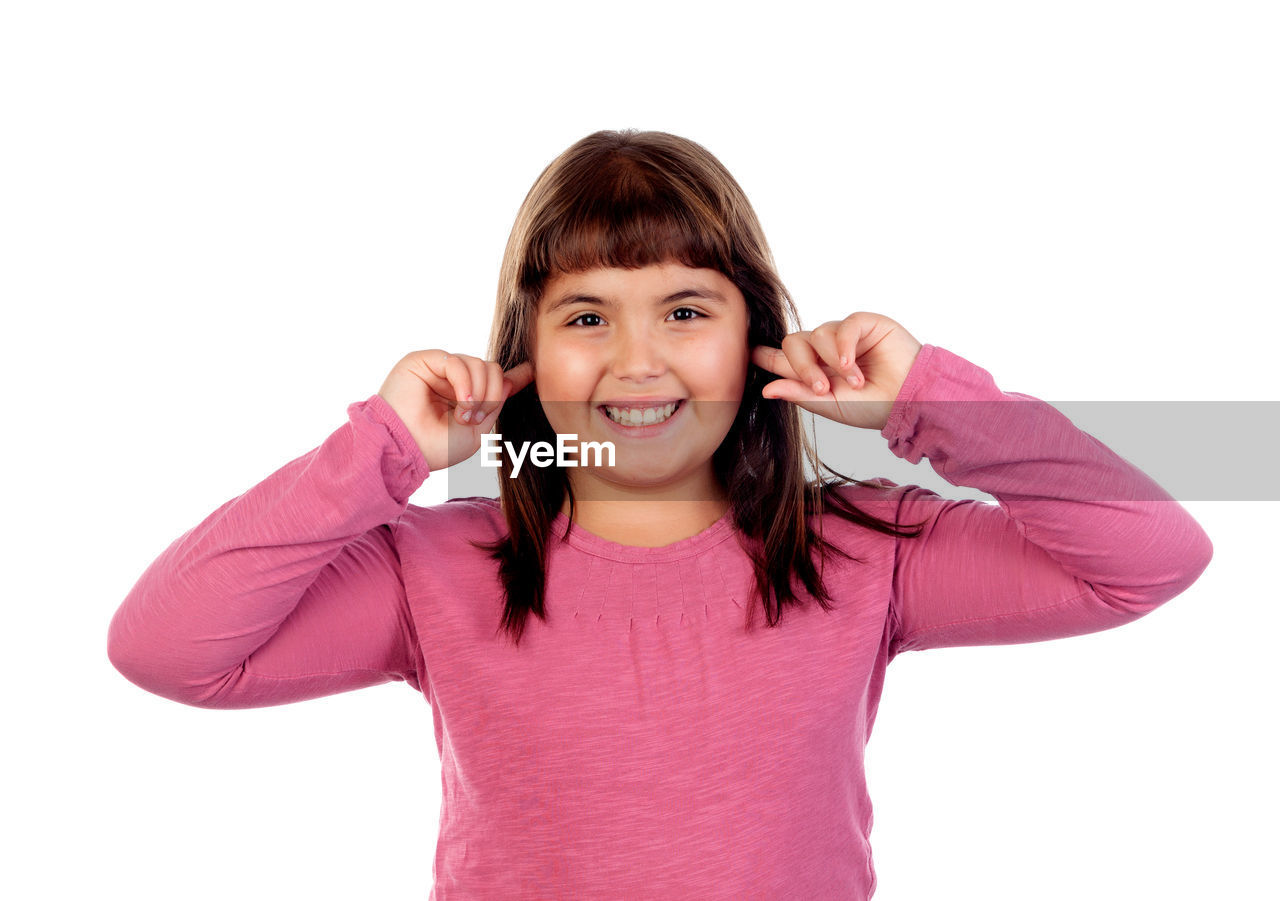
[550, 507, 737, 562]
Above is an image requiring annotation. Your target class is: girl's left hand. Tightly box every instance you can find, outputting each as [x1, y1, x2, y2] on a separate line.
[751, 312, 923, 431]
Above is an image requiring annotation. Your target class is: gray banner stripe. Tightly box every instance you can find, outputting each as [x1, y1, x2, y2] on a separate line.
[442, 401, 1280, 502]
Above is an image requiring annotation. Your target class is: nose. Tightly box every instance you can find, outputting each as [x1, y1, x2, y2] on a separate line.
[610, 324, 665, 382]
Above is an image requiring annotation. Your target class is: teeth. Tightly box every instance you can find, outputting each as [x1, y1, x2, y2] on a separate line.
[603, 402, 679, 426]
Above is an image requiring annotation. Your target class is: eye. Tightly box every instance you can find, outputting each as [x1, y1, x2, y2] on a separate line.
[668, 307, 704, 322]
[568, 312, 603, 327]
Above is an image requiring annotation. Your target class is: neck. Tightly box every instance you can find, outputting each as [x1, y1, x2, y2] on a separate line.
[559, 472, 730, 548]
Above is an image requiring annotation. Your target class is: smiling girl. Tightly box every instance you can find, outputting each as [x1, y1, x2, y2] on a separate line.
[107, 130, 1213, 899]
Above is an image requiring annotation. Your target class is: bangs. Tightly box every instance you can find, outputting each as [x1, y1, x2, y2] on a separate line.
[523, 156, 734, 290]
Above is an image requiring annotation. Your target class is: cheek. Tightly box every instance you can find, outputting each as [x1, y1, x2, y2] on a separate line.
[696, 337, 750, 399]
[536, 353, 593, 399]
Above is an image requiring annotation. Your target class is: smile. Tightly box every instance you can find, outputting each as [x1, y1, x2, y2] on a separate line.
[600, 400, 683, 427]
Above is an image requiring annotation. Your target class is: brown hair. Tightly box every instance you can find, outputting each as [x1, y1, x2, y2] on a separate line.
[475, 129, 925, 646]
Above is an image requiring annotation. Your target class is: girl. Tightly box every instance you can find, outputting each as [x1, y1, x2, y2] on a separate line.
[107, 130, 1213, 899]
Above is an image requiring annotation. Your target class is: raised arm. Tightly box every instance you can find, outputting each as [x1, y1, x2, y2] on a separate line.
[108, 348, 534, 709]
[878, 344, 1213, 655]
[753, 314, 1212, 657]
[106, 394, 433, 708]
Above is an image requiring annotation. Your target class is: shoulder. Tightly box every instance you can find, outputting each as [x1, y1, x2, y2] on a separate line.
[393, 495, 508, 547]
[823, 478, 913, 518]
[819, 478, 949, 538]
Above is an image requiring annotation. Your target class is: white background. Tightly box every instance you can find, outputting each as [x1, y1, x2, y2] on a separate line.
[3, 1, 1275, 899]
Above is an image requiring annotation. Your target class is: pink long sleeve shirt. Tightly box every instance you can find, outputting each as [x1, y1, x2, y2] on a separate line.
[107, 345, 1213, 899]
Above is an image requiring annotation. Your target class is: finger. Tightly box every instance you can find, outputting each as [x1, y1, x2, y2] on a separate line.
[760, 376, 812, 404]
[457, 355, 489, 423]
[807, 322, 848, 376]
[441, 354, 475, 424]
[474, 361, 506, 424]
[780, 332, 831, 395]
[835, 315, 868, 385]
[418, 349, 456, 393]
[503, 360, 535, 395]
[751, 345, 800, 379]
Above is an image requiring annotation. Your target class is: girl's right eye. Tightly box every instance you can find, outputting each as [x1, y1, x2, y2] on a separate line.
[568, 312, 603, 327]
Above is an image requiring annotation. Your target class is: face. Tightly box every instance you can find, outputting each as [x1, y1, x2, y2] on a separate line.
[531, 261, 751, 501]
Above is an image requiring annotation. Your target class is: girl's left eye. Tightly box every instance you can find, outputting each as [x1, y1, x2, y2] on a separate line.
[568, 312, 604, 327]
[668, 307, 704, 322]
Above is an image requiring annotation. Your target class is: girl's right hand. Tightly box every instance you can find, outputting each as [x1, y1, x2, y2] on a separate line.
[378, 350, 535, 473]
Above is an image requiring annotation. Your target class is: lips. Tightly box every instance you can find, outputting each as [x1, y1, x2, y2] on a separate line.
[595, 399, 686, 432]
[601, 400, 682, 426]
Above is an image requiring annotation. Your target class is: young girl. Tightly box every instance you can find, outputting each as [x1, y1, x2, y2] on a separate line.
[107, 130, 1213, 899]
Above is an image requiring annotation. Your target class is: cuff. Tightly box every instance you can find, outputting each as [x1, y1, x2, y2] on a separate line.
[880, 343, 940, 449]
[348, 393, 432, 499]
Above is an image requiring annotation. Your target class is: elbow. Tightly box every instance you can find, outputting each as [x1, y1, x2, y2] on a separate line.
[106, 636, 163, 703]
[106, 629, 193, 707]
[1187, 523, 1214, 583]
[106, 603, 154, 695]
[1098, 518, 1215, 617]
[106, 606, 231, 710]
[1163, 515, 1214, 602]
[1170, 523, 1214, 606]
[108, 647, 232, 710]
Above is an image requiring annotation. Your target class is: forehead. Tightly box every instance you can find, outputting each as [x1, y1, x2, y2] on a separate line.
[539, 263, 737, 310]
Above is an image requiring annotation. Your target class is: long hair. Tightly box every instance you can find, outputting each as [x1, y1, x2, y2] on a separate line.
[474, 129, 926, 646]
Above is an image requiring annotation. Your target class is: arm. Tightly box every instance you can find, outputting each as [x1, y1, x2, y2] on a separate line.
[879, 345, 1213, 656]
[106, 394, 431, 709]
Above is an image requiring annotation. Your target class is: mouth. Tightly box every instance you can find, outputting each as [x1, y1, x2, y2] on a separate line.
[597, 399, 685, 429]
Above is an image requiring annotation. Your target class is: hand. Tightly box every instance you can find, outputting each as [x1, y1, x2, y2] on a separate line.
[751, 312, 923, 431]
[378, 350, 535, 473]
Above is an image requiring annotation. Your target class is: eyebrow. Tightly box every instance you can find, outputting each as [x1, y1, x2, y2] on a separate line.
[545, 288, 727, 315]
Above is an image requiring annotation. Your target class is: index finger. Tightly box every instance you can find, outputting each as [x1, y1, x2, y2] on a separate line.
[750, 345, 801, 380]
[502, 361, 536, 395]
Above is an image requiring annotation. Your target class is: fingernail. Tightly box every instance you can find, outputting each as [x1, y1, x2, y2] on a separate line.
[847, 375, 861, 387]
[474, 411, 485, 423]
[461, 410, 472, 422]
[841, 355, 851, 368]
[813, 381, 826, 393]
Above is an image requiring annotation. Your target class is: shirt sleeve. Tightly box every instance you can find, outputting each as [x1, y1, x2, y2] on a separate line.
[876, 345, 1213, 657]
[106, 394, 433, 709]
